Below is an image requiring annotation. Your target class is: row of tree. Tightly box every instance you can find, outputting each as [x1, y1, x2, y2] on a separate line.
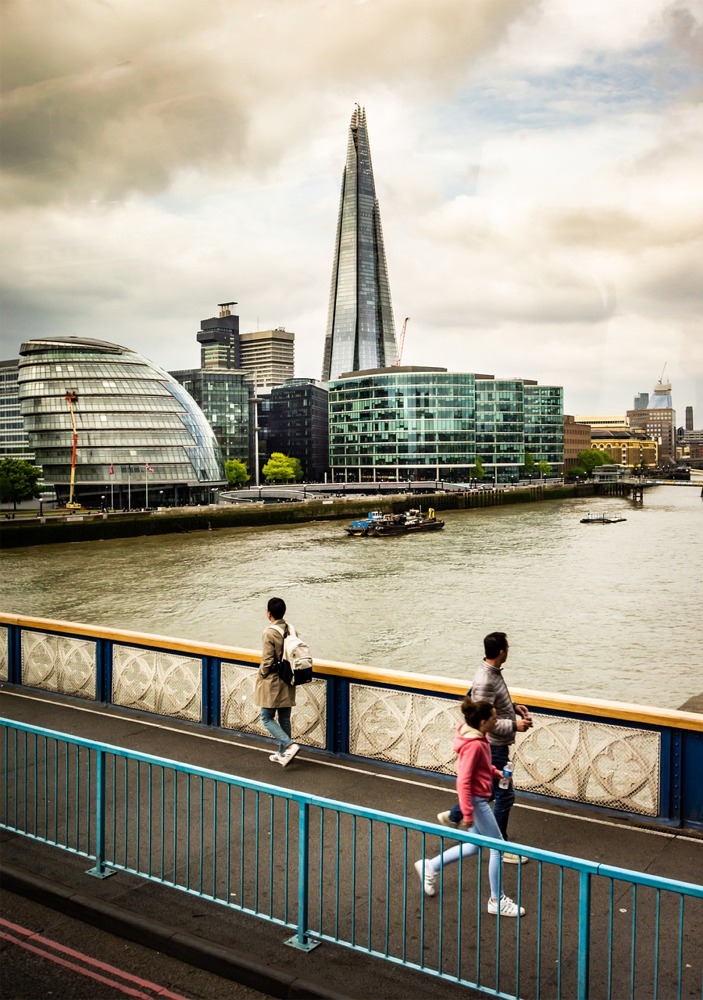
[225, 453, 303, 485]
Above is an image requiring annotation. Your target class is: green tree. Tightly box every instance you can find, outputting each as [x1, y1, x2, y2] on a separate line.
[262, 452, 296, 483]
[290, 457, 304, 482]
[0, 458, 42, 513]
[224, 459, 249, 486]
[566, 465, 587, 480]
[471, 455, 486, 480]
[577, 449, 609, 475]
[522, 451, 537, 476]
[536, 460, 552, 478]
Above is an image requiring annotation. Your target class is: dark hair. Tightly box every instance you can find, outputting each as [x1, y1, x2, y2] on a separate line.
[267, 597, 286, 619]
[460, 696, 495, 730]
[484, 631, 508, 659]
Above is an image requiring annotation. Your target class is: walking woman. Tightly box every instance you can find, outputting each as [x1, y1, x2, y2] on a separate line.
[414, 697, 525, 917]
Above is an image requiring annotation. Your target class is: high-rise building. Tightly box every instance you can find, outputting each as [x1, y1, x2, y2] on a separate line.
[627, 407, 676, 462]
[239, 328, 294, 388]
[685, 406, 693, 431]
[197, 302, 241, 370]
[650, 379, 673, 409]
[633, 392, 649, 410]
[322, 106, 398, 381]
[261, 379, 329, 482]
[170, 368, 250, 464]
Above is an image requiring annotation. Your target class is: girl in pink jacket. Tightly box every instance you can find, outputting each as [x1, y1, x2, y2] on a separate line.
[414, 697, 525, 917]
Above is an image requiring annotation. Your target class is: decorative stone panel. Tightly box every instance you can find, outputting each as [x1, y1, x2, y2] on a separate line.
[515, 713, 660, 816]
[21, 631, 96, 699]
[0, 627, 8, 681]
[112, 645, 201, 721]
[220, 662, 327, 749]
[350, 685, 458, 773]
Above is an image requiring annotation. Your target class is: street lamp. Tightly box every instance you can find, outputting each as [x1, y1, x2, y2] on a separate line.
[101, 495, 106, 512]
[159, 490, 164, 507]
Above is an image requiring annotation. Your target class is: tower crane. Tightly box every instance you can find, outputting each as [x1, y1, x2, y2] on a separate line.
[64, 390, 82, 509]
[395, 317, 410, 366]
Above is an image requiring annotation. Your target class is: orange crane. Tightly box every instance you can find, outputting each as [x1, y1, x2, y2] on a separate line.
[395, 317, 410, 366]
[64, 390, 82, 509]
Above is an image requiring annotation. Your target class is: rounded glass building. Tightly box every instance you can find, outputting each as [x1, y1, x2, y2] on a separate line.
[18, 337, 225, 508]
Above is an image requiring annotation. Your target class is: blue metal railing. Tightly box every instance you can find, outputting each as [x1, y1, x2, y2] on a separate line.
[2, 718, 701, 999]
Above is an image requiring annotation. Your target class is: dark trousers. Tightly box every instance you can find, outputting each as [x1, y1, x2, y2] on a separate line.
[448, 743, 515, 839]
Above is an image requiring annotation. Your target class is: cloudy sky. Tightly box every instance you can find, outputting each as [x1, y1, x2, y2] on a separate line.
[2, 0, 702, 417]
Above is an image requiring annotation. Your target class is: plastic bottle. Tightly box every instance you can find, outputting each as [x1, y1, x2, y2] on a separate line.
[499, 760, 513, 789]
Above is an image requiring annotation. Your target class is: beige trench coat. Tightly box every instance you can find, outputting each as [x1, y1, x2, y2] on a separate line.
[254, 619, 296, 709]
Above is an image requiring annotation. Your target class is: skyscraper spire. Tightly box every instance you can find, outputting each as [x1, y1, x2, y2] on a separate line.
[322, 106, 397, 381]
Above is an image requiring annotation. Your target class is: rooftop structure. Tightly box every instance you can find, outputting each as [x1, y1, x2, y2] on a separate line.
[321, 106, 397, 381]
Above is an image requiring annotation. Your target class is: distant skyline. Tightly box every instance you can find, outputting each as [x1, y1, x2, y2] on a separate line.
[1, 0, 701, 417]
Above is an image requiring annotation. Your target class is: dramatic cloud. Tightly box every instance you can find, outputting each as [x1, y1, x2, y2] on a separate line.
[1, 0, 701, 417]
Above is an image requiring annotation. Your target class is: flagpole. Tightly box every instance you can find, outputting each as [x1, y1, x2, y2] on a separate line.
[145, 463, 149, 509]
[109, 460, 114, 511]
[127, 466, 131, 510]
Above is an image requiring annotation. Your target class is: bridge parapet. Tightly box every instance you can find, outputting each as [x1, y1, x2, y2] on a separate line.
[1, 612, 701, 829]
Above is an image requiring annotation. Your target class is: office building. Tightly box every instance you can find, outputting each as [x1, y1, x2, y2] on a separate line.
[239, 328, 294, 388]
[563, 415, 592, 468]
[627, 406, 676, 463]
[197, 302, 241, 370]
[322, 106, 398, 381]
[474, 377, 524, 480]
[18, 337, 224, 507]
[591, 429, 659, 468]
[0, 359, 35, 463]
[633, 392, 649, 410]
[260, 379, 329, 482]
[685, 406, 693, 432]
[524, 383, 565, 469]
[170, 368, 250, 464]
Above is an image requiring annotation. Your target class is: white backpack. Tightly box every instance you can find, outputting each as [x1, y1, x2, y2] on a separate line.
[270, 624, 314, 686]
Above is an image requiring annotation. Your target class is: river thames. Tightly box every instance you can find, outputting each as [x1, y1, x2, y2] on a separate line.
[3, 484, 701, 710]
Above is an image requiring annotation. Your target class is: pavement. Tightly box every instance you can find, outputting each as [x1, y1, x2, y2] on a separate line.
[1, 689, 702, 1000]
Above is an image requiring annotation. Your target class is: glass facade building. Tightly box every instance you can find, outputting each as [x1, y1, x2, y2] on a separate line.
[329, 368, 564, 482]
[171, 368, 250, 465]
[329, 368, 476, 481]
[261, 379, 329, 482]
[0, 359, 35, 462]
[322, 106, 397, 381]
[18, 337, 225, 507]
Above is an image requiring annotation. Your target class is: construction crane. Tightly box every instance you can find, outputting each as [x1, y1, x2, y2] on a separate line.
[658, 362, 668, 385]
[64, 390, 82, 509]
[395, 317, 410, 366]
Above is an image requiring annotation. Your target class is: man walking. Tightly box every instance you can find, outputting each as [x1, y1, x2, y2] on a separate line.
[438, 631, 532, 862]
[255, 597, 300, 767]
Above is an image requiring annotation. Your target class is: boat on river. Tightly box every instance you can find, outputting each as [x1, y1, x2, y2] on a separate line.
[580, 513, 627, 524]
[344, 508, 445, 536]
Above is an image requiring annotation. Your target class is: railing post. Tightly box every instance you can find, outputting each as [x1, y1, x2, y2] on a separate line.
[285, 800, 320, 951]
[577, 869, 591, 1000]
[86, 748, 115, 879]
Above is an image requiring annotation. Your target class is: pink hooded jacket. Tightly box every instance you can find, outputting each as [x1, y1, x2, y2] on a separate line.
[454, 725, 502, 825]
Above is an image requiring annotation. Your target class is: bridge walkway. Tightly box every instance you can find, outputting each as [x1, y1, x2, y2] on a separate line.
[1, 690, 701, 1000]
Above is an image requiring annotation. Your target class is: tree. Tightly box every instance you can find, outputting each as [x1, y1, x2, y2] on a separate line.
[224, 459, 249, 486]
[536, 460, 552, 478]
[471, 455, 486, 480]
[522, 451, 537, 476]
[0, 458, 42, 513]
[262, 452, 296, 483]
[290, 457, 304, 482]
[576, 449, 609, 476]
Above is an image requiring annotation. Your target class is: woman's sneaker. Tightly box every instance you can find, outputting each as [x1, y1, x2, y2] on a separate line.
[488, 895, 525, 917]
[281, 743, 300, 767]
[436, 811, 459, 828]
[414, 859, 438, 897]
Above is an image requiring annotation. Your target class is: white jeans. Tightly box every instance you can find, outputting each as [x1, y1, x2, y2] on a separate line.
[429, 796, 503, 899]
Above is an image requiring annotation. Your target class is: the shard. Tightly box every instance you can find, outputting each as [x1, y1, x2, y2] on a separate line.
[322, 106, 398, 381]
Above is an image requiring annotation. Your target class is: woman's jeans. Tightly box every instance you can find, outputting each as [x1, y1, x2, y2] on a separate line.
[449, 743, 515, 838]
[431, 796, 503, 900]
[260, 707, 292, 753]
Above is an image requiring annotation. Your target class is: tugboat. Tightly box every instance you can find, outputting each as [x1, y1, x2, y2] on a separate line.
[580, 512, 627, 524]
[403, 507, 445, 532]
[370, 512, 408, 536]
[344, 511, 385, 536]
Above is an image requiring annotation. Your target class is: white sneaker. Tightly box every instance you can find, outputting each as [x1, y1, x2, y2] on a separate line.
[503, 853, 529, 864]
[269, 752, 286, 764]
[280, 743, 300, 767]
[414, 859, 438, 897]
[488, 895, 525, 917]
[436, 810, 459, 828]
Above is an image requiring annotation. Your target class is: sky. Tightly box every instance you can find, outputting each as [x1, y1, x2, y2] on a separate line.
[1, 0, 702, 418]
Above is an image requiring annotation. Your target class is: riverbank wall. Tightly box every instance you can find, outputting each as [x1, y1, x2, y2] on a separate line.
[0, 482, 602, 549]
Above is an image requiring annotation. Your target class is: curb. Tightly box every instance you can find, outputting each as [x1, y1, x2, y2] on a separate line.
[1, 863, 350, 1000]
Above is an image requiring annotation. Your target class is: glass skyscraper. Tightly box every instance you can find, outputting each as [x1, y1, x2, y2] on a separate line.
[322, 106, 398, 381]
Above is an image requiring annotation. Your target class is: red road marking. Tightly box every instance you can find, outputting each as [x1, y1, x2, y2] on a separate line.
[0, 917, 191, 999]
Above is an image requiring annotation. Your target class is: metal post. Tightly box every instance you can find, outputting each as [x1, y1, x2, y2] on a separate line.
[577, 869, 591, 1000]
[86, 749, 115, 879]
[285, 801, 320, 951]
[127, 467, 131, 510]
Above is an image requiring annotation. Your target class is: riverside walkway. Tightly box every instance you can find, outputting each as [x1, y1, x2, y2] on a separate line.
[2, 689, 701, 1000]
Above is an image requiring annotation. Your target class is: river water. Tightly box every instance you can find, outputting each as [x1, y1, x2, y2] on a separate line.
[3, 485, 702, 710]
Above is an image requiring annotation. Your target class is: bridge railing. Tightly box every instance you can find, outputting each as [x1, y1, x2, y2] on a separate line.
[2, 718, 701, 1000]
[1, 612, 702, 829]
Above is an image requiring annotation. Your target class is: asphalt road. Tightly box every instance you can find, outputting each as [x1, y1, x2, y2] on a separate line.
[0, 888, 273, 1000]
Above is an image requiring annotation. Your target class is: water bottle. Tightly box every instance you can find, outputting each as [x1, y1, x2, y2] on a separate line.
[499, 761, 513, 789]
